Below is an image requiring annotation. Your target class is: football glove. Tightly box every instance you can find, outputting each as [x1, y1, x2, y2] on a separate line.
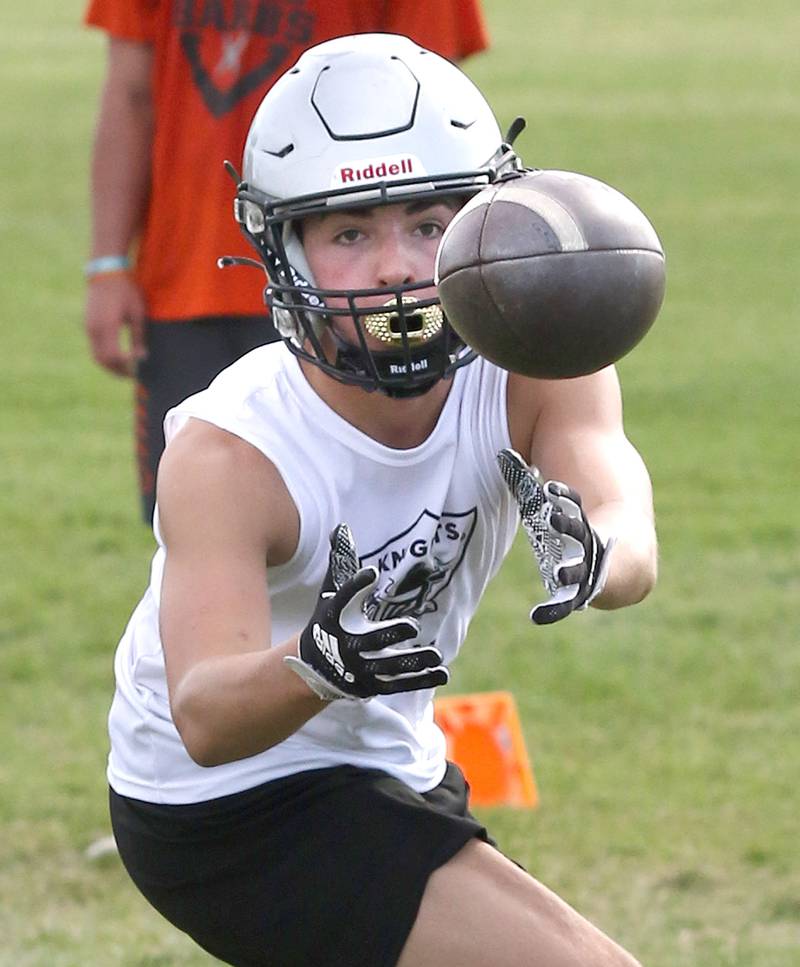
[284, 524, 449, 701]
[496, 448, 615, 625]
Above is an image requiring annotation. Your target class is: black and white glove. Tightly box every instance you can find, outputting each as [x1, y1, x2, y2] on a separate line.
[284, 524, 449, 701]
[497, 448, 615, 625]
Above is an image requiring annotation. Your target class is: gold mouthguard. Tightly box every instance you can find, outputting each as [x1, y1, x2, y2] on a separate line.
[362, 296, 443, 346]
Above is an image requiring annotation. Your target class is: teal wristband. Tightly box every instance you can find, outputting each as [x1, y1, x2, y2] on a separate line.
[84, 254, 131, 278]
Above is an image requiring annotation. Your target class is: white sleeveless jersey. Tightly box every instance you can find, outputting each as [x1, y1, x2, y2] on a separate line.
[108, 344, 519, 804]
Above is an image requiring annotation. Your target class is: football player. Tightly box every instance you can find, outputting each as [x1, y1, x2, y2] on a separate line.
[107, 34, 656, 967]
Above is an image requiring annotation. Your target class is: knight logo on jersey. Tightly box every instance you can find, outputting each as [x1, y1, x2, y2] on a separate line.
[359, 508, 477, 622]
[331, 155, 425, 189]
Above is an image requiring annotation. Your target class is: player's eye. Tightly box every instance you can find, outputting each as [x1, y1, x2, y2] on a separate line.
[334, 228, 365, 244]
[415, 221, 444, 240]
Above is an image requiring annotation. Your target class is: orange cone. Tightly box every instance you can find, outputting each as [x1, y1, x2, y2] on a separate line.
[434, 692, 538, 808]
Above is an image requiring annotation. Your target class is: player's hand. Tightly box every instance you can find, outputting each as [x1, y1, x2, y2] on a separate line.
[284, 524, 449, 701]
[497, 449, 615, 625]
[85, 273, 147, 377]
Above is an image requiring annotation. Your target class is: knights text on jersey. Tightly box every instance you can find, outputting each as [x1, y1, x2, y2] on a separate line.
[108, 346, 518, 803]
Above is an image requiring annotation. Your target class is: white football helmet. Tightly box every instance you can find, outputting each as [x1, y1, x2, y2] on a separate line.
[233, 33, 523, 396]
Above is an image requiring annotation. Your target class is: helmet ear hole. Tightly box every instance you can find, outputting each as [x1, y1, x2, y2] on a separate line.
[244, 202, 265, 234]
[272, 306, 298, 343]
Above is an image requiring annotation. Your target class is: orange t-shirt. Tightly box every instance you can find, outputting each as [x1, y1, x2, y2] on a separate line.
[85, 0, 489, 322]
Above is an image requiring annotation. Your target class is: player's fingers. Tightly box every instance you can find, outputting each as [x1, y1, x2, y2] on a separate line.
[548, 522, 585, 572]
[331, 565, 376, 607]
[496, 448, 529, 476]
[362, 642, 443, 669]
[86, 276, 149, 378]
[496, 449, 545, 506]
[530, 585, 579, 625]
[336, 566, 399, 633]
[554, 561, 587, 587]
[373, 665, 450, 694]
[549, 513, 587, 543]
[530, 600, 574, 625]
[90, 328, 133, 378]
[356, 620, 421, 654]
[324, 523, 360, 593]
[544, 480, 582, 509]
[338, 574, 424, 647]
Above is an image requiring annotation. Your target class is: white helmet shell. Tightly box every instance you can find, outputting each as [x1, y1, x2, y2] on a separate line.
[243, 33, 504, 206]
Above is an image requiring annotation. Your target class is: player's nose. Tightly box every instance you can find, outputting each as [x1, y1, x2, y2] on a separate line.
[373, 234, 417, 288]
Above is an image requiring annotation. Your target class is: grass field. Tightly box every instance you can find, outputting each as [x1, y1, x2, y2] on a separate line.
[1, 2, 798, 964]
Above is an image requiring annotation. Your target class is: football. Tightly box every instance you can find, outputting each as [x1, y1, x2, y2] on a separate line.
[435, 170, 666, 379]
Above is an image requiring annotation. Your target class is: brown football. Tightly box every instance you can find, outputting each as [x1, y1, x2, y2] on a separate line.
[435, 169, 666, 379]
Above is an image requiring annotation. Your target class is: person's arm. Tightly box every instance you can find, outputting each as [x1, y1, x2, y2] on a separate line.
[507, 367, 657, 613]
[85, 36, 153, 376]
[156, 419, 324, 767]
[157, 419, 447, 767]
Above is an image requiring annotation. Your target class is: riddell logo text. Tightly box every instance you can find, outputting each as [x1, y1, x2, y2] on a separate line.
[335, 157, 416, 184]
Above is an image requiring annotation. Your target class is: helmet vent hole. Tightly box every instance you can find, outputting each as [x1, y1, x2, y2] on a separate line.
[263, 143, 295, 159]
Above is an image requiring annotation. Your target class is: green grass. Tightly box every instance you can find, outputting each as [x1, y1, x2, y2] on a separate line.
[2, 1, 799, 964]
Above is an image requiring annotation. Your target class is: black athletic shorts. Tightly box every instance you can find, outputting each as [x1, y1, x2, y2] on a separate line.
[135, 315, 279, 524]
[110, 762, 491, 967]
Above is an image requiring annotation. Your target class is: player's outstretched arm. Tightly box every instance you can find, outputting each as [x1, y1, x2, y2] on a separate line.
[506, 367, 657, 622]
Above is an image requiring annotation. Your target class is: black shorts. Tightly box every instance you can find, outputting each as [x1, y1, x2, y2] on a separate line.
[135, 315, 279, 524]
[109, 763, 491, 967]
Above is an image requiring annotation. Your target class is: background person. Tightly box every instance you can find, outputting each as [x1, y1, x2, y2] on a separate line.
[83, 0, 489, 522]
[106, 34, 657, 967]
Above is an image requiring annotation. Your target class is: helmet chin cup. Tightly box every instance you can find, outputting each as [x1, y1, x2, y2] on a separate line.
[332, 327, 469, 399]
